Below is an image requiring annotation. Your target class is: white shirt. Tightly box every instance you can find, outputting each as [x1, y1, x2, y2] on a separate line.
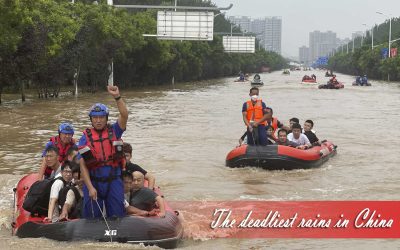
[49, 178, 65, 221]
[287, 133, 310, 146]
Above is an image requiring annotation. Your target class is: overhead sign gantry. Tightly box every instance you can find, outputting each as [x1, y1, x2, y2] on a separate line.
[113, 2, 233, 41]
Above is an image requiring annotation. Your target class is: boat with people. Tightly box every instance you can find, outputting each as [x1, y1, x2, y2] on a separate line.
[250, 73, 264, 85]
[226, 141, 337, 170]
[301, 74, 317, 84]
[325, 70, 334, 77]
[352, 75, 371, 86]
[302, 79, 317, 84]
[318, 82, 344, 89]
[282, 69, 290, 75]
[12, 173, 183, 249]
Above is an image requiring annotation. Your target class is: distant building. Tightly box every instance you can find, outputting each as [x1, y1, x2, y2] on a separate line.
[228, 16, 282, 54]
[299, 46, 310, 65]
[228, 16, 252, 33]
[309, 30, 337, 61]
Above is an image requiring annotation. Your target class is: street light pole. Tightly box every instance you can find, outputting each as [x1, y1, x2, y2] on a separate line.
[362, 24, 367, 47]
[377, 12, 392, 57]
[371, 26, 374, 49]
[389, 17, 392, 57]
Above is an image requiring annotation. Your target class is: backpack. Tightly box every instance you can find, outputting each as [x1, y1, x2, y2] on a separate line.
[57, 184, 82, 219]
[22, 177, 64, 216]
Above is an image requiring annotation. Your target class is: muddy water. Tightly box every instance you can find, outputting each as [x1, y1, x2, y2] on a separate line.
[1, 70, 399, 249]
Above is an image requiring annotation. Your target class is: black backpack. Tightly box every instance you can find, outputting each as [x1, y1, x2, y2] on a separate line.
[57, 184, 82, 219]
[22, 177, 64, 216]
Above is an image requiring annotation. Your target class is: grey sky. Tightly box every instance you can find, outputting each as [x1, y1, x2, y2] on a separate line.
[211, 0, 399, 58]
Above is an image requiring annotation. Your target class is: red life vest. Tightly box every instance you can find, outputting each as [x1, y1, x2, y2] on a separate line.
[245, 100, 267, 126]
[50, 136, 76, 163]
[267, 117, 278, 140]
[45, 136, 76, 177]
[81, 125, 124, 170]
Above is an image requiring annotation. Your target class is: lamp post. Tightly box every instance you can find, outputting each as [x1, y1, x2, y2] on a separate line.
[367, 25, 375, 49]
[362, 24, 367, 47]
[377, 12, 392, 57]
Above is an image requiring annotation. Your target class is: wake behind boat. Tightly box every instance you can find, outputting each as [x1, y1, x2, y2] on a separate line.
[12, 173, 183, 249]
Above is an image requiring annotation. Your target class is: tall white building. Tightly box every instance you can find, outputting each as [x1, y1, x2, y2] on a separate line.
[309, 30, 337, 61]
[229, 16, 282, 54]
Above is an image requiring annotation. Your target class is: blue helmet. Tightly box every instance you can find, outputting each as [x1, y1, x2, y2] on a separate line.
[58, 122, 74, 135]
[89, 103, 109, 117]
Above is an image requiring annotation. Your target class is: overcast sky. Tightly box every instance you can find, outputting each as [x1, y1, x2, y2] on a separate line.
[211, 0, 399, 58]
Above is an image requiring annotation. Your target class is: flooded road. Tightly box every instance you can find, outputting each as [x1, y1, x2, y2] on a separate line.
[1, 70, 399, 249]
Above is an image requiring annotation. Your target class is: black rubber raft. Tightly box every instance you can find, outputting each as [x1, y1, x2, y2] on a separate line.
[13, 174, 183, 249]
[226, 141, 337, 170]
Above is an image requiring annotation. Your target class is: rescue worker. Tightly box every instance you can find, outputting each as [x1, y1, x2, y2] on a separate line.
[37, 122, 76, 180]
[242, 87, 269, 146]
[78, 85, 128, 218]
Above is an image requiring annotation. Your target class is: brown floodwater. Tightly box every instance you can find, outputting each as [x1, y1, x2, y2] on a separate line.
[0, 70, 399, 249]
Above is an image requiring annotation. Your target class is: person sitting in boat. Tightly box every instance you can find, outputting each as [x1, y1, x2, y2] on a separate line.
[59, 163, 83, 221]
[327, 75, 340, 88]
[78, 85, 128, 219]
[123, 171, 165, 217]
[302, 75, 311, 81]
[266, 126, 276, 144]
[37, 122, 76, 181]
[361, 75, 368, 86]
[239, 72, 245, 81]
[303, 120, 320, 146]
[274, 129, 299, 147]
[242, 87, 269, 146]
[287, 123, 312, 150]
[265, 107, 290, 138]
[311, 74, 316, 80]
[123, 142, 155, 190]
[44, 161, 75, 222]
[253, 74, 260, 80]
[43, 145, 62, 179]
[66, 146, 79, 164]
[355, 76, 362, 85]
[287, 117, 300, 134]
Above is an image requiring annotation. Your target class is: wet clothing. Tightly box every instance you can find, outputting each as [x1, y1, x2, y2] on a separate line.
[78, 122, 125, 218]
[129, 188, 158, 211]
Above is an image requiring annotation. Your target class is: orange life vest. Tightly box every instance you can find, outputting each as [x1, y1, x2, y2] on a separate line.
[81, 125, 124, 169]
[49, 136, 76, 163]
[245, 100, 267, 126]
